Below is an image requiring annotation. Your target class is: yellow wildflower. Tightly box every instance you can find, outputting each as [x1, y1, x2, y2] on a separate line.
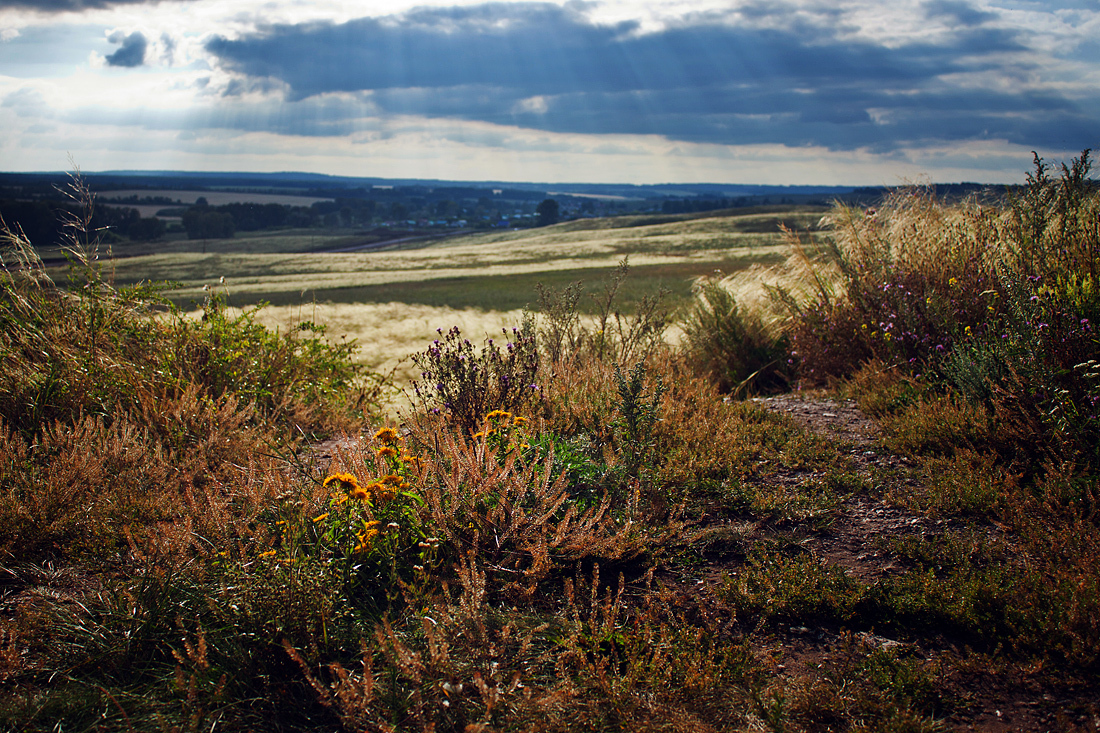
[323, 472, 360, 491]
[513, 415, 528, 427]
[353, 522, 381, 553]
[258, 550, 276, 559]
[349, 486, 371, 502]
[949, 277, 958, 287]
[374, 426, 401, 444]
[377, 446, 399, 459]
[485, 410, 511, 421]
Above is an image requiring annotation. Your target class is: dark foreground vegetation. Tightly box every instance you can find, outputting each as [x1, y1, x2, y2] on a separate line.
[1, 153, 1098, 731]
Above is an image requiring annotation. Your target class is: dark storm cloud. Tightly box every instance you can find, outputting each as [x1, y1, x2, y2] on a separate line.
[105, 30, 147, 67]
[201, 2, 1098, 152]
[923, 0, 998, 27]
[206, 5, 998, 96]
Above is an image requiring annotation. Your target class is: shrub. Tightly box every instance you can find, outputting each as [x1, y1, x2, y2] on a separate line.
[611, 360, 666, 481]
[777, 188, 1001, 382]
[681, 277, 790, 395]
[410, 319, 541, 436]
[535, 258, 670, 366]
[938, 151, 1100, 467]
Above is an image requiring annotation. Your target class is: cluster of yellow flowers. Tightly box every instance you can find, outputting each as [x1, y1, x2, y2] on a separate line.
[364, 473, 410, 502]
[472, 410, 528, 439]
[375, 427, 423, 466]
[353, 520, 380, 554]
[323, 472, 371, 503]
[374, 426, 400, 444]
[310, 427, 425, 557]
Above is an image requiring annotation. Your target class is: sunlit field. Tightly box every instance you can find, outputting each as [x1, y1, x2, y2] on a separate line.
[210, 301, 533, 405]
[93, 208, 816, 312]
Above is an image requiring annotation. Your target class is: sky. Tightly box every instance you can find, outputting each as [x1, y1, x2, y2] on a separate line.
[0, 0, 1096, 185]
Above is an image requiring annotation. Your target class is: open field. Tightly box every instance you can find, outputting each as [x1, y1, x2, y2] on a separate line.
[110, 209, 811, 408]
[207, 301, 534, 406]
[95, 208, 817, 313]
[102, 228, 399, 258]
[95, 208, 814, 398]
[99, 189, 334, 219]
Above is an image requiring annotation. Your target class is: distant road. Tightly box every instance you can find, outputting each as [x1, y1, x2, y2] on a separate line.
[318, 229, 473, 253]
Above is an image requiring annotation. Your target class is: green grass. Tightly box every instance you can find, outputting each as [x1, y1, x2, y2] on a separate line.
[215, 255, 783, 312]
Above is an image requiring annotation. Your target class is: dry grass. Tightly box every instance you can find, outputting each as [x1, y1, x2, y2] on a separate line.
[93, 212, 793, 306]
[203, 301, 531, 405]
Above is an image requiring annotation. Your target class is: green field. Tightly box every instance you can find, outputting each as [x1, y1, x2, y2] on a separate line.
[72, 207, 817, 389]
[87, 207, 822, 314]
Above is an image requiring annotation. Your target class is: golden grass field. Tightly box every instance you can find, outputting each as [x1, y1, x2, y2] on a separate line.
[105, 208, 819, 305]
[206, 301, 534, 404]
[95, 207, 824, 406]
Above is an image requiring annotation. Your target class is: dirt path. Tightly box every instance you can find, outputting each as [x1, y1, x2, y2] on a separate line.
[723, 394, 1095, 732]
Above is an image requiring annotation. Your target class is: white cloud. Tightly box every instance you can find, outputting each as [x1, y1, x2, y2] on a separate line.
[513, 95, 549, 114]
[0, 0, 1095, 182]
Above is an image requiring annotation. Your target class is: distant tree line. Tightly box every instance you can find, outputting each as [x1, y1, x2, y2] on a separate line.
[8, 179, 833, 249]
[657, 196, 808, 214]
[0, 199, 165, 246]
[660, 197, 734, 214]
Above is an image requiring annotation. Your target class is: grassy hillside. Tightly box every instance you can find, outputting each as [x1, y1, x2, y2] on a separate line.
[82, 207, 819, 311]
[3, 157, 1099, 732]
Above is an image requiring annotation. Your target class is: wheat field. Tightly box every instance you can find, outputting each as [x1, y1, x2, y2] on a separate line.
[103, 210, 817, 307]
[126, 208, 819, 408]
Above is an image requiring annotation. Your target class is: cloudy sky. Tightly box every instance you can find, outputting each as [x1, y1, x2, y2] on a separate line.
[0, 0, 1096, 184]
